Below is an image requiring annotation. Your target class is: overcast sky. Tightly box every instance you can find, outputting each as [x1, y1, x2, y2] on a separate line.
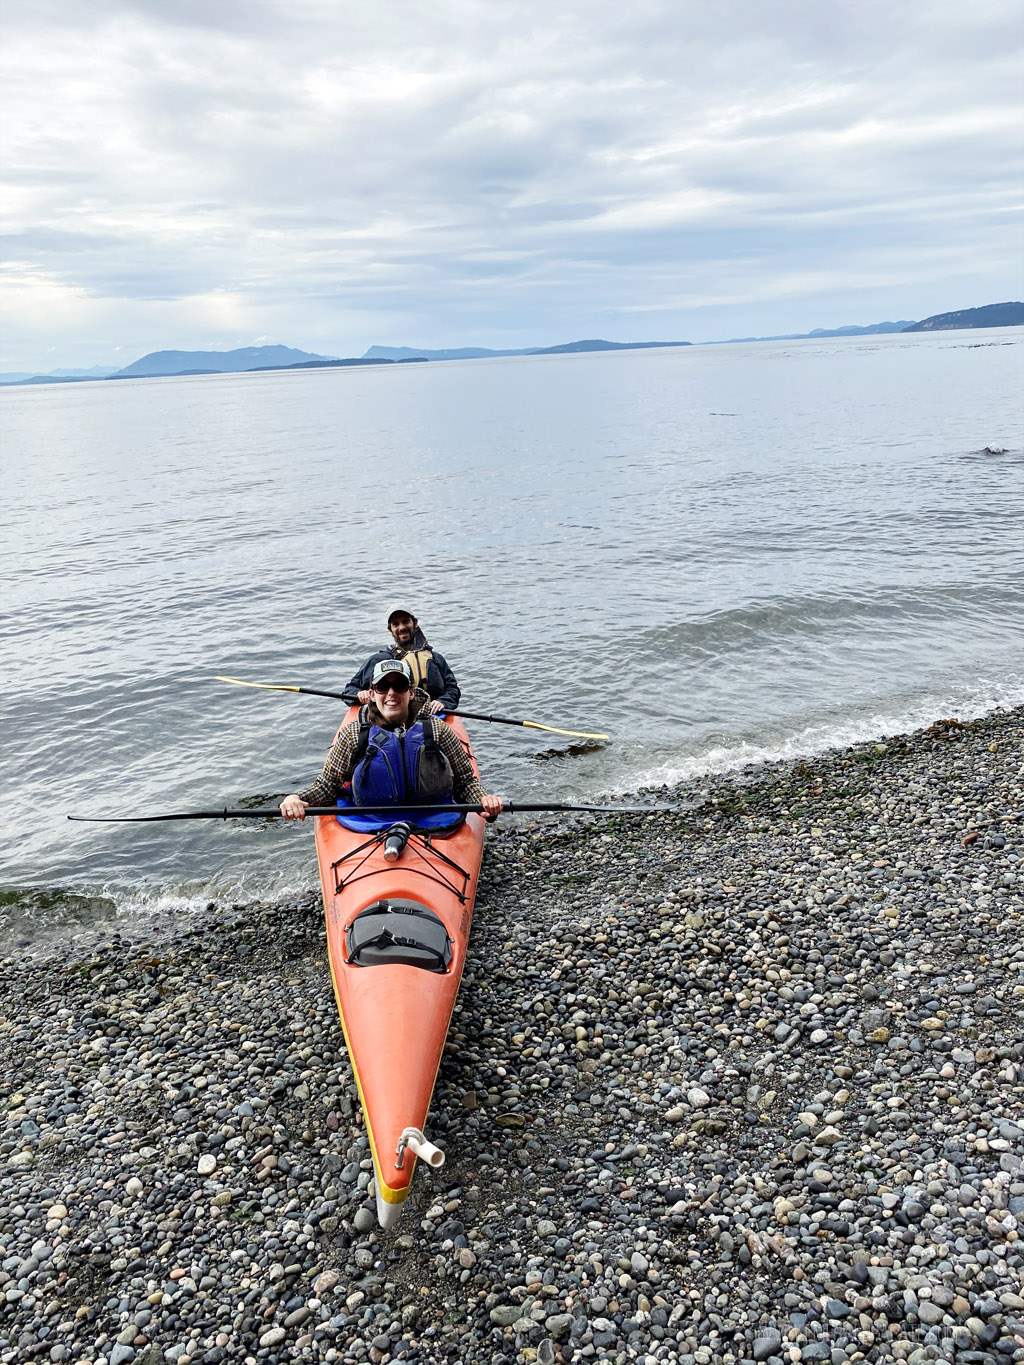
[2, 0, 1022, 371]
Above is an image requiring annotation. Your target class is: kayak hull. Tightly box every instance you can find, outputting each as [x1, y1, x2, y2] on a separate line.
[313, 714, 484, 1225]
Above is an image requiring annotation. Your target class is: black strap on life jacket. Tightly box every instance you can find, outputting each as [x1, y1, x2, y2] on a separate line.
[419, 712, 438, 756]
[352, 704, 374, 768]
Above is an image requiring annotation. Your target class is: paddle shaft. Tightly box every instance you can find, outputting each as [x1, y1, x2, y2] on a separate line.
[295, 688, 560, 731]
[69, 801, 677, 824]
[214, 677, 609, 741]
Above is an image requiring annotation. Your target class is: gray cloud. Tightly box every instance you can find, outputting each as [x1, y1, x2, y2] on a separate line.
[2, 0, 1022, 369]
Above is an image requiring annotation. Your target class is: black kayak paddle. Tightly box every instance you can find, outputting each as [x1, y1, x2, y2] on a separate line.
[69, 801, 679, 824]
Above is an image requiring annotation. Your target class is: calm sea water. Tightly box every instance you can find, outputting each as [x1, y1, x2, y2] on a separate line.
[2, 330, 1022, 945]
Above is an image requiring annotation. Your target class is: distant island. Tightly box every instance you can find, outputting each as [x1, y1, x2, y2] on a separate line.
[0, 364, 120, 384]
[112, 337, 691, 376]
[113, 344, 338, 377]
[2, 302, 1021, 386]
[713, 321, 915, 344]
[0, 338, 692, 385]
[364, 339, 691, 361]
[902, 302, 1024, 332]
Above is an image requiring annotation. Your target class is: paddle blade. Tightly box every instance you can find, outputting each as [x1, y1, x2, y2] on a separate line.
[215, 676, 301, 693]
[521, 721, 610, 741]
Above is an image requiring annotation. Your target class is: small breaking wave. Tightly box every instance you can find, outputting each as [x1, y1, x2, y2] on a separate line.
[620, 676, 1024, 795]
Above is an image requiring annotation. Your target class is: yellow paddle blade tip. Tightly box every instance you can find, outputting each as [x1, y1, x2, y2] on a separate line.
[522, 721, 610, 740]
[214, 676, 300, 692]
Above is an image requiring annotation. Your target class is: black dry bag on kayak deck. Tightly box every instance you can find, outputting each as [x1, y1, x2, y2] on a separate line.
[346, 898, 453, 972]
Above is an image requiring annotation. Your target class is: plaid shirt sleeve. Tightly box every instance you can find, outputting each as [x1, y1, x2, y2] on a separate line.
[436, 720, 487, 804]
[296, 716, 488, 807]
[296, 723, 361, 806]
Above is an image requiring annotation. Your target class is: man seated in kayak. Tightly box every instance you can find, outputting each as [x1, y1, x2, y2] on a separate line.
[280, 659, 502, 821]
[341, 606, 460, 716]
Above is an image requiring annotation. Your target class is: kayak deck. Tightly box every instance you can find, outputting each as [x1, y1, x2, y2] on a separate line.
[313, 714, 484, 1226]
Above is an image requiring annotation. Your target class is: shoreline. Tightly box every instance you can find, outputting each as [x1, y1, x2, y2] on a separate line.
[2, 707, 1023, 1364]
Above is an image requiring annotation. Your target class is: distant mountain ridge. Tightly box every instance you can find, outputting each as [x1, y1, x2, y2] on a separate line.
[363, 339, 691, 361]
[0, 364, 120, 383]
[538, 338, 690, 354]
[3, 304, 1022, 386]
[902, 302, 1024, 332]
[716, 321, 915, 343]
[113, 345, 337, 377]
[0, 339, 695, 385]
[364, 345, 534, 360]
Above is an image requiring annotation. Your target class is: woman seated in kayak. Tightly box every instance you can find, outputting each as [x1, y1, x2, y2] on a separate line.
[279, 658, 503, 821]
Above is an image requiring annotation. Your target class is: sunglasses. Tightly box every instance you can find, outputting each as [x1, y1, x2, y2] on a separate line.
[372, 676, 411, 694]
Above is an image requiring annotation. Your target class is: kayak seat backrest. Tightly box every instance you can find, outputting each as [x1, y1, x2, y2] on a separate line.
[346, 898, 453, 973]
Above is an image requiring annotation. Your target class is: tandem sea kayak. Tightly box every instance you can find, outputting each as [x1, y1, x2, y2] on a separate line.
[312, 711, 486, 1228]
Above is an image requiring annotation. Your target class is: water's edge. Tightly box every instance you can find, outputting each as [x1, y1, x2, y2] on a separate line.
[5, 701, 1018, 955]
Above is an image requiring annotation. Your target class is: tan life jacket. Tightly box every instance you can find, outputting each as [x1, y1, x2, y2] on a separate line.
[397, 646, 434, 690]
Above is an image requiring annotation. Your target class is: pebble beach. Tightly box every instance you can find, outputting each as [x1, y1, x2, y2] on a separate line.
[2, 707, 1023, 1365]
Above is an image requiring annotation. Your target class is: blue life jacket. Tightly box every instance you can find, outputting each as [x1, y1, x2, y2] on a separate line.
[351, 711, 454, 807]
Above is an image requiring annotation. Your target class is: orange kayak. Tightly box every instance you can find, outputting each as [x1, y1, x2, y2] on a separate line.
[312, 712, 485, 1227]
